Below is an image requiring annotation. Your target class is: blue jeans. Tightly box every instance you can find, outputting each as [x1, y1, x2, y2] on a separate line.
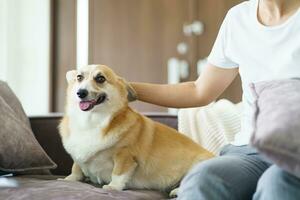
[177, 145, 300, 200]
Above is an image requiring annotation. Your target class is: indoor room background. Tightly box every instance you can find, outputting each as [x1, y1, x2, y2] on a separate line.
[0, 0, 243, 115]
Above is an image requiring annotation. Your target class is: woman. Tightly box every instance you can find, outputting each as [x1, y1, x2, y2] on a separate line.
[131, 0, 300, 199]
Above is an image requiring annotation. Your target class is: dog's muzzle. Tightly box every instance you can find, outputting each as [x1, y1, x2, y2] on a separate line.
[79, 93, 107, 111]
[77, 89, 88, 99]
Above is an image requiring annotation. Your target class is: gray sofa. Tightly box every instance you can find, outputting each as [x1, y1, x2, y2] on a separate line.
[1, 113, 178, 200]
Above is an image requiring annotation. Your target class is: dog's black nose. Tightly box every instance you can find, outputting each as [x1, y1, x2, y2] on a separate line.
[77, 89, 88, 99]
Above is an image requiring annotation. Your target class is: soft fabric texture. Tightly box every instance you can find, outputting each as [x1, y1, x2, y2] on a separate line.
[0, 175, 169, 200]
[178, 145, 300, 200]
[178, 99, 242, 155]
[0, 81, 56, 172]
[207, 0, 300, 145]
[250, 79, 300, 178]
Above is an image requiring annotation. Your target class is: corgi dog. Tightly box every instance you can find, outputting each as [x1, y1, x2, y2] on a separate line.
[59, 65, 214, 197]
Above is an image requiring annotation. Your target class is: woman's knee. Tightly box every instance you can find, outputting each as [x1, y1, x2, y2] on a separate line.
[180, 158, 221, 187]
[254, 165, 300, 200]
[178, 157, 237, 200]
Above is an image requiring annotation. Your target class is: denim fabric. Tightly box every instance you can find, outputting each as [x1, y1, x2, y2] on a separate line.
[178, 145, 300, 200]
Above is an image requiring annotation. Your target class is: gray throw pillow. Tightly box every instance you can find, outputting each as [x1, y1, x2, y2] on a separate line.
[0, 81, 57, 173]
[250, 79, 300, 178]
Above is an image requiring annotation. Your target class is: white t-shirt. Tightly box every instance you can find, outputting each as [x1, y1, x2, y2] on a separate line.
[207, 0, 300, 145]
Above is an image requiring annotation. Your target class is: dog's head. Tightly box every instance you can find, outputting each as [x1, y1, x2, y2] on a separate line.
[65, 65, 136, 112]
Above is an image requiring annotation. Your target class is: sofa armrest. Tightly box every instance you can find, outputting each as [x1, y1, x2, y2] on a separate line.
[29, 112, 178, 175]
[29, 113, 68, 175]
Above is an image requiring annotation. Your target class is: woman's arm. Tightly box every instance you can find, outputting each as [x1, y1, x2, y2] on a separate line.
[131, 64, 238, 108]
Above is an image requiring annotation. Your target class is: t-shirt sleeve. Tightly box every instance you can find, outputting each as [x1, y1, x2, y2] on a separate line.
[207, 13, 239, 68]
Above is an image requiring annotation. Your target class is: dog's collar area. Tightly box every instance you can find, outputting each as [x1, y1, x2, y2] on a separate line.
[79, 93, 107, 111]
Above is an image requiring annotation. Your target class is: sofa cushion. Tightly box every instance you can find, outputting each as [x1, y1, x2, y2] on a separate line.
[0, 81, 56, 173]
[0, 175, 170, 200]
[178, 99, 242, 155]
[250, 79, 300, 178]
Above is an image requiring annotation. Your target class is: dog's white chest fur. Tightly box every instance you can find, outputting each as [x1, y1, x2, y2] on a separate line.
[63, 113, 119, 183]
[64, 126, 103, 163]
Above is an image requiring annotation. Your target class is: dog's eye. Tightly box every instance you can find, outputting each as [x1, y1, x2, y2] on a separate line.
[77, 75, 84, 82]
[95, 75, 106, 83]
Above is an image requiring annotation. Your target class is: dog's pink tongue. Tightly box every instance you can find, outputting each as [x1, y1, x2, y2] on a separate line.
[79, 101, 94, 111]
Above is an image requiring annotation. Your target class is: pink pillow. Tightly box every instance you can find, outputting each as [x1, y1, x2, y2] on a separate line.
[250, 79, 300, 178]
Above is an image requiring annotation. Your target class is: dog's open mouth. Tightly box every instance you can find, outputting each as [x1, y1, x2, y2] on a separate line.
[79, 93, 107, 111]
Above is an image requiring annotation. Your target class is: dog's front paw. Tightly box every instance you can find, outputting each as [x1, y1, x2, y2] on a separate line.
[169, 188, 179, 198]
[102, 184, 123, 191]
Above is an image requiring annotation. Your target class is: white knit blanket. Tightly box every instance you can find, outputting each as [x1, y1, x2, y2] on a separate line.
[178, 99, 242, 155]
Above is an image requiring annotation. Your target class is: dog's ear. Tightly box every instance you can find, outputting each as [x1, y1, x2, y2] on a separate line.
[118, 77, 138, 102]
[66, 70, 77, 83]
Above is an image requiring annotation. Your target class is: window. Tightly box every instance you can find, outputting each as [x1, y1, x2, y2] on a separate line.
[0, 0, 51, 115]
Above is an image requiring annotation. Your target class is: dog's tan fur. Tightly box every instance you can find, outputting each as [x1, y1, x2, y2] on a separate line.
[59, 65, 214, 195]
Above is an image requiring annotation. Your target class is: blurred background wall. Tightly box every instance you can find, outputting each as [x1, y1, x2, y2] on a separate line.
[51, 0, 242, 113]
[0, 0, 243, 115]
[0, 0, 50, 115]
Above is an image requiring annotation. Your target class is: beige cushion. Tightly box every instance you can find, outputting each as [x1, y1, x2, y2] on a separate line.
[178, 99, 242, 155]
[0, 81, 56, 173]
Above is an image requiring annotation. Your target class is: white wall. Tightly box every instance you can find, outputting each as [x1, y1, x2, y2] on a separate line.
[0, 0, 8, 81]
[0, 0, 50, 115]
